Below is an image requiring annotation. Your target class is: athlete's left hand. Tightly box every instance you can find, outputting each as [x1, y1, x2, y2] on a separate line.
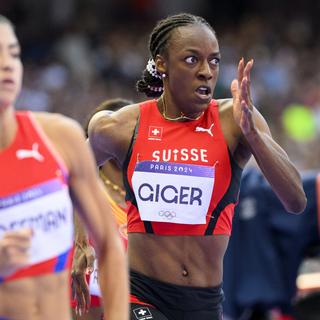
[230, 58, 255, 136]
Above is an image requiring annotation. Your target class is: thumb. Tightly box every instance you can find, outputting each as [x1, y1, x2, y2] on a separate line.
[230, 79, 239, 99]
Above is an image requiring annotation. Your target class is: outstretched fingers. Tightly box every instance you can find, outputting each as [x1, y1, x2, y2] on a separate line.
[242, 59, 254, 106]
[240, 77, 252, 110]
[231, 79, 239, 97]
[238, 57, 245, 83]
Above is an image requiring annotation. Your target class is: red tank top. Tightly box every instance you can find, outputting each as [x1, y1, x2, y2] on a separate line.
[124, 100, 242, 236]
[0, 111, 74, 282]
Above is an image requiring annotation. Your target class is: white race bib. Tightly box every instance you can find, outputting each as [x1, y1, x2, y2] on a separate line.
[89, 259, 101, 297]
[132, 161, 215, 224]
[89, 259, 102, 297]
[0, 179, 74, 265]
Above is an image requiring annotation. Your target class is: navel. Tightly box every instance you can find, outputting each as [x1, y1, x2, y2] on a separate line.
[182, 266, 189, 277]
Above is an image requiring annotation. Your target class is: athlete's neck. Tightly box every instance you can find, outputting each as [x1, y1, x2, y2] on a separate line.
[99, 160, 126, 206]
[0, 106, 17, 150]
[159, 95, 203, 122]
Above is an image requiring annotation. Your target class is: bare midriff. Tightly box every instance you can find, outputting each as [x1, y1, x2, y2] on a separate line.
[0, 271, 70, 320]
[128, 233, 229, 287]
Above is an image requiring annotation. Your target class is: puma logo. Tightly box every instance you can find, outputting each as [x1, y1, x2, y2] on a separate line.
[16, 143, 44, 162]
[195, 123, 214, 137]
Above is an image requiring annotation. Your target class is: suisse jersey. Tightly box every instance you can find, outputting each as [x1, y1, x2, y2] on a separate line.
[124, 99, 242, 235]
[0, 111, 74, 282]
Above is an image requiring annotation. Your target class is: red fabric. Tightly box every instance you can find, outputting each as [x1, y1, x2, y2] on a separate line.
[126, 99, 235, 235]
[6, 249, 73, 282]
[277, 315, 295, 320]
[0, 112, 72, 282]
[130, 294, 154, 307]
[90, 295, 101, 307]
[0, 112, 68, 195]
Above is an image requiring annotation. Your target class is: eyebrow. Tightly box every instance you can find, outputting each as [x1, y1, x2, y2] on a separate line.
[0, 42, 20, 51]
[9, 42, 20, 50]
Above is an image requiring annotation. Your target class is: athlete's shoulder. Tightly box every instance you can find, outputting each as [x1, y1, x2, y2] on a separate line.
[33, 111, 81, 130]
[88, 103, 139, 137]
[32, 111, 85, 147]
[88, 103, 141, 165]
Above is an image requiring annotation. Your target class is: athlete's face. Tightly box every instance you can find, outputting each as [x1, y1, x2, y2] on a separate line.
[160, 24, 220, 116]
[0, 22, 23, 112]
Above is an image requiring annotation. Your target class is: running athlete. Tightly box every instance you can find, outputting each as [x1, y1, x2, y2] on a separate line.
[0, 15, 128, 320]
[72, 99, 132, 320]
[88, 13, 307, 320]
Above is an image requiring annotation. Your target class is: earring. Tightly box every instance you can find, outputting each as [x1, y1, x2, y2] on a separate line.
[162, 73, 166, 79]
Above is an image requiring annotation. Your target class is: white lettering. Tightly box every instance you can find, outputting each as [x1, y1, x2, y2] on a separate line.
[190, 149, 199, 161]
[152, 150, 160, 161]
[180, 148, 189, 161]
[151, 148, 208, 163]
[163, 150, 171, 162]
[200, 149, 208, 163]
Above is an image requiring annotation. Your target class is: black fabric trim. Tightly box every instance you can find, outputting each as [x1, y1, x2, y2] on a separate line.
[130, 269, 224, 312]
[205, 152, 243, 235]
[122, 115, 154, 233]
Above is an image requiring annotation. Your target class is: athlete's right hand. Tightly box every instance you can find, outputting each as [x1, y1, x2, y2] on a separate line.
[0, 228, 33, 277]
[71, 243, 95, 315]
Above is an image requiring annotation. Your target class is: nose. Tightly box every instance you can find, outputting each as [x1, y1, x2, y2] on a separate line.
[0, 51, 14, 70]
[197, 61, 213, 80]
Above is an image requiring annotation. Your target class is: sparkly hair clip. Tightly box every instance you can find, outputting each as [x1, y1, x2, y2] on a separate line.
[147, 85, 164, 92]
[146, 58, 162, 79]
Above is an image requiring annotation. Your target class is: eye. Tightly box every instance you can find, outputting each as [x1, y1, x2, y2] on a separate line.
[185, 56, 198, 64]
[209, 57, 220, 66]
[11, 50, 21, 59]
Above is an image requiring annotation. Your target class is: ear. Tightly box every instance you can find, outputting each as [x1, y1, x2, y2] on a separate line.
[155, 54, 167, 75]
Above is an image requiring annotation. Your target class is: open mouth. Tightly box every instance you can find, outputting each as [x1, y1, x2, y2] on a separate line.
[195, 85, 212, 100]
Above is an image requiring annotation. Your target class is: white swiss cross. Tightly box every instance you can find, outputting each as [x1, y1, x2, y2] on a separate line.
[151, 128, 160, 136]
[138, 309, 147, 316]
[133, 307, 153, 319]
[148, 126, 163, 141]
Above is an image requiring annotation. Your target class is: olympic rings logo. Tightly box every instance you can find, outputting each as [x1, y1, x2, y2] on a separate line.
[158, 210, 176, 220]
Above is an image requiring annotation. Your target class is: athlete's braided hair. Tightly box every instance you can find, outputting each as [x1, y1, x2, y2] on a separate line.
[136, 13, 215, 98]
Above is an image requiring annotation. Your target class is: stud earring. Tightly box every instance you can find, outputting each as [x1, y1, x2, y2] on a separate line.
[162, 73, 166, 79]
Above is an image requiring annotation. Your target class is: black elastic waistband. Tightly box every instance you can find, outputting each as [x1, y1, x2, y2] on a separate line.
[130, 269, 224, 311]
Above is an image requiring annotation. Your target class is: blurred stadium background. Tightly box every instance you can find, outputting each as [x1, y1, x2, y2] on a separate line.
[2, 0, 320, 171]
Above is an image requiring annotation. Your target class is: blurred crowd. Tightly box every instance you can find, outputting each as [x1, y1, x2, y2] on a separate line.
[1, 0, 320, 170]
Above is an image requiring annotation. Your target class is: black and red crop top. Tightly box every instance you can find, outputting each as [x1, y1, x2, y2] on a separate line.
[123, 99, 242, 236]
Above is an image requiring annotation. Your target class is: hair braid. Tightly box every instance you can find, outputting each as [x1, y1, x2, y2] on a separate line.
[136, 13, 215, 97]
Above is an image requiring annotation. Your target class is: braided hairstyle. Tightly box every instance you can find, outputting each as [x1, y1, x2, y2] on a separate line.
[136, 13, 215, 98]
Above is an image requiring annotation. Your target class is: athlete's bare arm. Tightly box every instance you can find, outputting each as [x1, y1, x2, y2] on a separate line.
[35, 113, 129, 320]
[88, 104, 139, 166]
[227, 59, 306, 214]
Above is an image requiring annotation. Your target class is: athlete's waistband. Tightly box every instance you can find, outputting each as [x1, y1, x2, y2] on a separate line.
[130, 269, 224, 311]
